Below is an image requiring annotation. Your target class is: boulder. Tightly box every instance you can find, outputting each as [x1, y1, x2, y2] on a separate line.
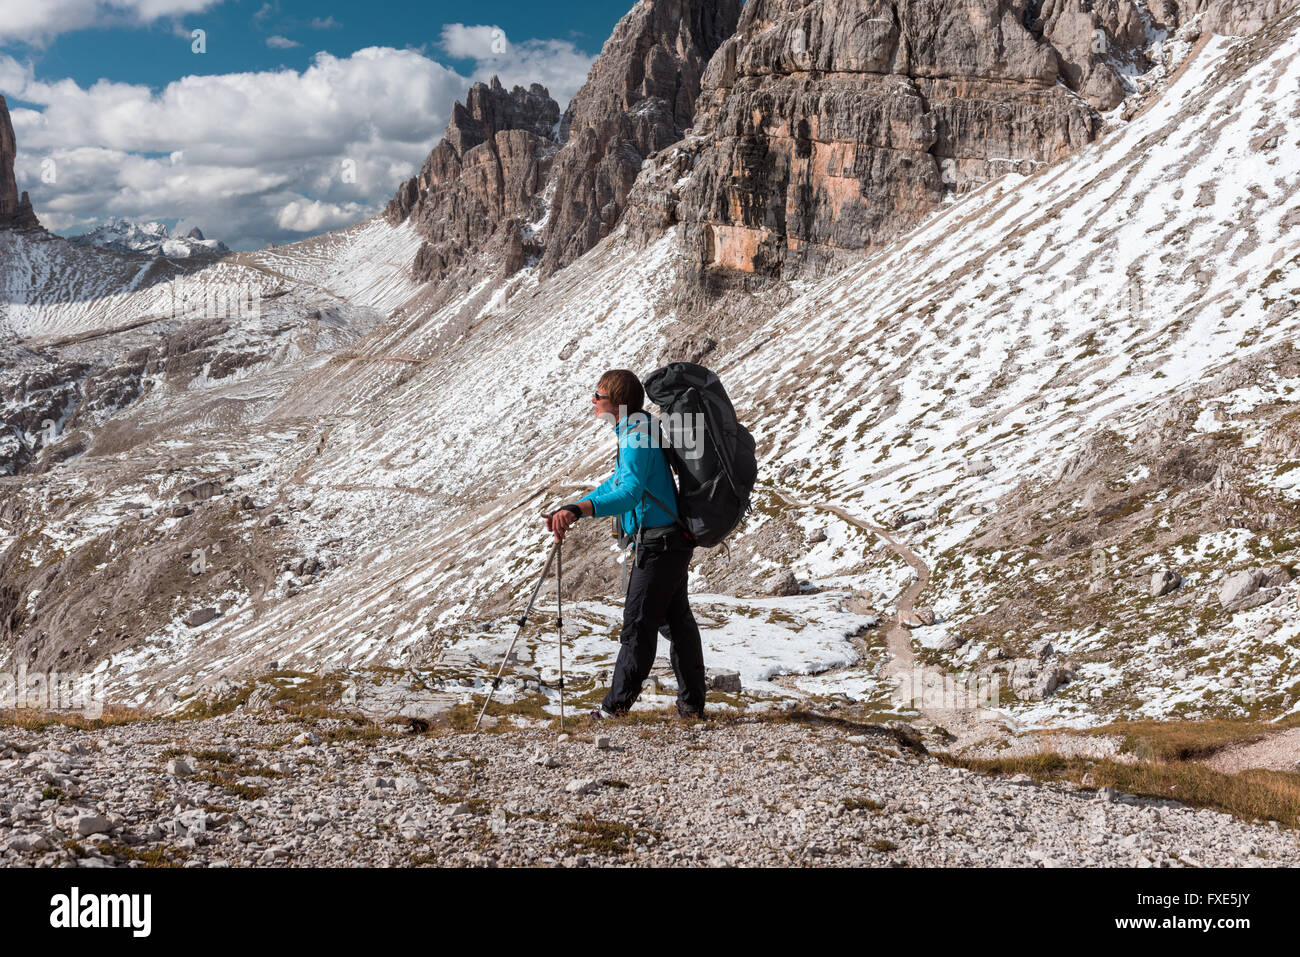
[1261, 564, 1292, 589]
[1220, 569, 1265, 608]
[707, 669, 742, 693]
[1151, 569, 1182, 597]
[184, 607, 219, 628]
[935, 632, 968, 653]
[75, 813, 112, 836]
[764, 569, 800, 596]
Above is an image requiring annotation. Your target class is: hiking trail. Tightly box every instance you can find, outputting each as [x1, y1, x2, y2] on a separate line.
[772, 486, 1016, 750]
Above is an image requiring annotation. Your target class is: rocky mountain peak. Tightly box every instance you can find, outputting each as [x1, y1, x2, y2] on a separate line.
[386, 1, 742, 287]
[0, 94, 39, 230]
[446, 77, 561, 156]
[537, 0, 742, 275]
[68, 218, 229, 258]
[384, 79, 561, 286]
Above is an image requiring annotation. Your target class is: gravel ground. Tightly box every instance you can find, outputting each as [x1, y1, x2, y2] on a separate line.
[2, 712, 1298, 868]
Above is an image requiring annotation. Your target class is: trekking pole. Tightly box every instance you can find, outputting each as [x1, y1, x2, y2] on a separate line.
[556, 538, 565, 732]
[474, 540, 559, 732]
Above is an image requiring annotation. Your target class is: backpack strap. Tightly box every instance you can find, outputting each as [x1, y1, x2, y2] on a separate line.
[642, 487, 693, 541]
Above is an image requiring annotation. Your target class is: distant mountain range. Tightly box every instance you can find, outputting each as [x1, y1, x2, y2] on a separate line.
[67, 218, 229, 258]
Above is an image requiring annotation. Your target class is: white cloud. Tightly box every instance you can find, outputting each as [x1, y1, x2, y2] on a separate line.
[310, 16, 338, 30]
[266, 35, 299, 49]
[0, 26, 595, 249]
[440, 24, 508, 60]
[0, 0, 226, 45]
[275, 197, 365, 233]
[439, 24, 593, 109]
[251, 2, 276, 27]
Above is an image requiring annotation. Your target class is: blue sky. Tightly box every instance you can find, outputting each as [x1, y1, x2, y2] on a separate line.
[0, 0, 635, 248]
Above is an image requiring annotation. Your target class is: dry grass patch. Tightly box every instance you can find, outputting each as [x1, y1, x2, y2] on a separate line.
[0, 704, 152, 730]
[562, 813, 660, 857]
[1085, 715, 1300, 762]
[941, 751, 1300, 828]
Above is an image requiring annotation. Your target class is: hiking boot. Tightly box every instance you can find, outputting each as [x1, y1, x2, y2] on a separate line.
[590, 707, 618, 721]
[675, 702, 706, 721]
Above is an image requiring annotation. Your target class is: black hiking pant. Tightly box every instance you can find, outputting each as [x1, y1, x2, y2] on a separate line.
[603, 545, 707, 716]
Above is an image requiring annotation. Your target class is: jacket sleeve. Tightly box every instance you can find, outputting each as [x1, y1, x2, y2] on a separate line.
[585, 438, 654, 519]
[576, 473, 615, 505]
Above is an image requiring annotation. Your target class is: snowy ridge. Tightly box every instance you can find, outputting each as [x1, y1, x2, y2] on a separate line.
[68, 218, 229, 258]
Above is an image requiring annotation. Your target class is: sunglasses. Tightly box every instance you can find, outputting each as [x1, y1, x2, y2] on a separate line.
[592, 391, 611, 401]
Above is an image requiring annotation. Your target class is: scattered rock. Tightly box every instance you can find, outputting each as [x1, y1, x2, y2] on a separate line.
[1009, 658, 1070, 701]
[530, 749, 559, 768]
[166, 758, 194, 776]
[763, 570, 800, 597]
[707, 670, 742, 693]
[75, 813, 112, 836]
[1150, 569, 1182, 597]
[184, 607, 219, 628]
[565, 778, 600, 796]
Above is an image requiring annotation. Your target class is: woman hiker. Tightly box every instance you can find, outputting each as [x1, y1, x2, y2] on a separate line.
[543, 369, 707, 719]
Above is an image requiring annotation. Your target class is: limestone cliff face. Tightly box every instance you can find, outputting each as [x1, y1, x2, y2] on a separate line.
[385, 0, 1292, 294]
[386, 0, 741, 286]
[662, 0, 1099, 289]
[536, 0, 742, 275]
[0, 95, 39, 229]
[1029, 1, 1150, 111]
[1171, 0, 1298, 35]
[384, 78, 561, 284]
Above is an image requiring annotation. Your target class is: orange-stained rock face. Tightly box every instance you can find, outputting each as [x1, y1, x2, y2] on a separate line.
[706, 223, 770, 271]
[666, 0, 1107, 288]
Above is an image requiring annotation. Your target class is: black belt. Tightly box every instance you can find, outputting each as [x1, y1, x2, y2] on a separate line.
[635, 524, 693, 552]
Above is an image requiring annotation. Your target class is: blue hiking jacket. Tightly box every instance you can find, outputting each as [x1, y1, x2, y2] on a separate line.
[580, 412, 679, 538]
